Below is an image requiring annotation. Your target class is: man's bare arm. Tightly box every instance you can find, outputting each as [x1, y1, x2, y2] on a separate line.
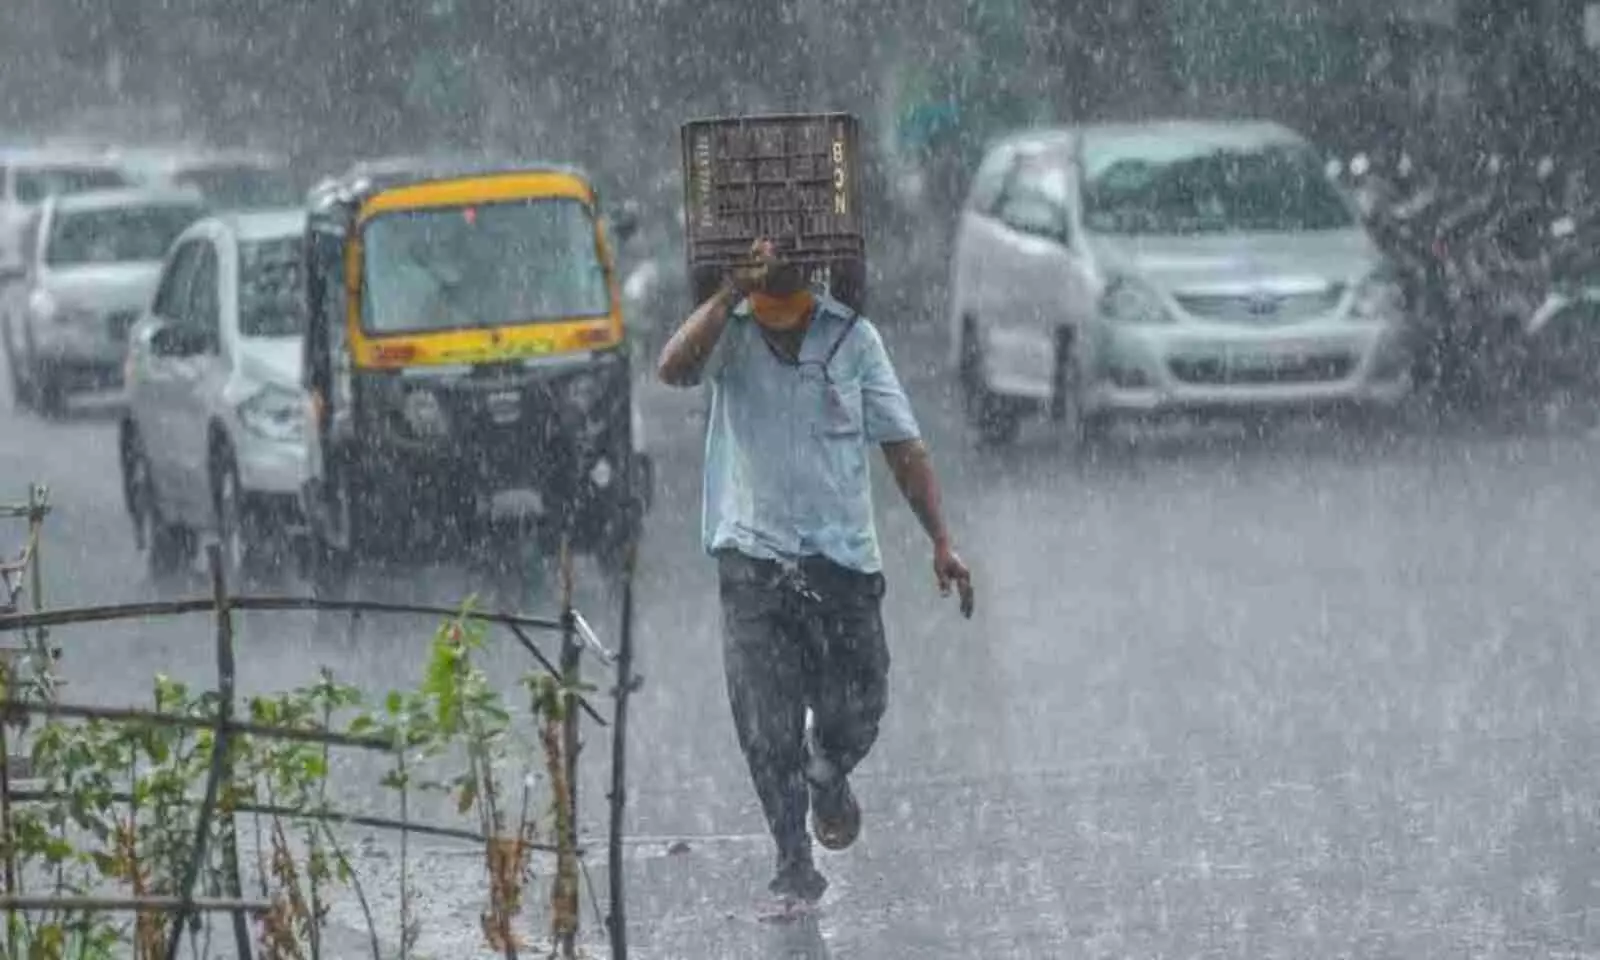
[882, 437, 974, 616]
[656, 285, 738, 387]
[881, 438, 951, 547]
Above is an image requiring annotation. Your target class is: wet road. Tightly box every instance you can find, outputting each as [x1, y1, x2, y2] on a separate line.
[6, 298, 1600, 958]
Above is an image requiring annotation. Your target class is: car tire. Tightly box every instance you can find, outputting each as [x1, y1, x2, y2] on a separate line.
[212, 450, 272, 591]
[3, 333, 30, 411]
[33, 363, 66, 420]
[1051, 327, 1112, 457]
[124, 431, 192, 591]
[959, 318, 1023, 447]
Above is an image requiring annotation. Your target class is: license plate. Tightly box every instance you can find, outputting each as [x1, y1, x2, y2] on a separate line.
[1226, 342, 1316, 369]
[486, 389, 522, 424]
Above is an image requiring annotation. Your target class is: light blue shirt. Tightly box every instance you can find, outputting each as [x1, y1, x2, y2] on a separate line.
[701, 293, 921, 574]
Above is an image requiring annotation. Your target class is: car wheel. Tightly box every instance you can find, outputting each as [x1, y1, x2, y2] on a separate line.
[213, 452, 271, 590]
[125, 433, 193, 591]
[3, 332, 30, 411]
[960, 318, 1022, 447]
[33, 364, 66, 420]
[1051, 327, 1111, 456]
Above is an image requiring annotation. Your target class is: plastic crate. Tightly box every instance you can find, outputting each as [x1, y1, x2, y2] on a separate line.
[680, 112, 867, 310]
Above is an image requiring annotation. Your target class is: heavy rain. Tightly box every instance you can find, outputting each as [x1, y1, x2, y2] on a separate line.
[3, 1, 1600, 958]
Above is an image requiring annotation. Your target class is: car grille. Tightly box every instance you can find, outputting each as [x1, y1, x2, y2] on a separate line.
[1174, 286, 1346, 325]
[1168, 353, 1357, 386]
[106, 310, 139, 343]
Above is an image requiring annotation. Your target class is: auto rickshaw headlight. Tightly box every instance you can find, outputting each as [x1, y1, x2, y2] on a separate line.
[403, 388, 450, 437]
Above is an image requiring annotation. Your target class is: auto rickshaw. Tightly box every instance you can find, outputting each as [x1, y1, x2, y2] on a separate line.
[299, 162, 651, 593]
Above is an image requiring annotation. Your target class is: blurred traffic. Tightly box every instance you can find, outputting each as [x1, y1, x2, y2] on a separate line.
[2, 100, 1599, 587]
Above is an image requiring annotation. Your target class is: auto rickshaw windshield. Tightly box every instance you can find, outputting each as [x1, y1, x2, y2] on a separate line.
[360, 196, 611, 333]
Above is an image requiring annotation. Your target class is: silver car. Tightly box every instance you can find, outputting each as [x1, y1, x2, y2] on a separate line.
[120, 209, 309, 588]
[2, 187, 206, 413]
[0, 147, 136, 270]
[947, 120, 1412, 446]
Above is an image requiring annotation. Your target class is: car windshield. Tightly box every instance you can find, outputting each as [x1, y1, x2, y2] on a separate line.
[14, 166, 130, 205]
[175, 166, 300, 209]
[361, 197, 610, 333]
[238, 235, 304, 337]
[1081, 141, 1355, 236]
[44, 203, 204, 267]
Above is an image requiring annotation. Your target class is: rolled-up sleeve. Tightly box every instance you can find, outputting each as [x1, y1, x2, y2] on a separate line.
[858, 321, 921, 444]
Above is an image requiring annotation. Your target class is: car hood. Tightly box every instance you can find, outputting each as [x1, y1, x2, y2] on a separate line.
[237, 337, 302, 388]
[41, 262, 165, 313]
[1089, 228, 1381, 295]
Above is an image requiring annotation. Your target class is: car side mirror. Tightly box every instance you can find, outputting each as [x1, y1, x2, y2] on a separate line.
[150, 322, 213, 358]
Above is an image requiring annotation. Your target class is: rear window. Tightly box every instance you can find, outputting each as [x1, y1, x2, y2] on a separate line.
[238, 235, 304, 337]
[15, 166, 130, 205]
[45, 203, 205, 267]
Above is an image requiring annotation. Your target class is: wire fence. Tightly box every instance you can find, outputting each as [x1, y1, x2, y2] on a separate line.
[0, 516, 641, 960]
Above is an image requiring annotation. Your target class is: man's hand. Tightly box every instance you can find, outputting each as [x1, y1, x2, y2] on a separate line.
[934, 539, 975, 618]
[727, 237, 778, 295]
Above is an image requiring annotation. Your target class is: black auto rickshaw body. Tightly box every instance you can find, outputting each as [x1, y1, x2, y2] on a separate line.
[298, 163, 651, 591]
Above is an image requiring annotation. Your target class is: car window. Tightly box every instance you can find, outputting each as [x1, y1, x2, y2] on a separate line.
[14, 166, 130, 205]
[996, 156, 1071, 242]
[1080, 140, 1355, 236]
[153, 241, 203, 319]
[237, 235, 304, 337]
[186, 244, 221, 346]
[361, 197, 609, 332]
[967, 146, 1014, 214]
[45, 203, 206, 267]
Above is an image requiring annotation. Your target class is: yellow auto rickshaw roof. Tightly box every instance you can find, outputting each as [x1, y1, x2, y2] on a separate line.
[356, 168, 597, 223]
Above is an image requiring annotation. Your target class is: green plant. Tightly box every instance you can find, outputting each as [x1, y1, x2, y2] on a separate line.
[3, 600, 590, 960]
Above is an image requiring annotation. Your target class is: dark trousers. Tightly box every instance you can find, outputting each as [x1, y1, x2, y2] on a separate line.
[717, 549, 891, 873]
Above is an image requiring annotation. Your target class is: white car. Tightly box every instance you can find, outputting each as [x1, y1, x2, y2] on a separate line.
[2, 187, 207, 413]
[119, 209, 309, 588]
[947, 119, 1413, 446]
[0, 148, 136, 271]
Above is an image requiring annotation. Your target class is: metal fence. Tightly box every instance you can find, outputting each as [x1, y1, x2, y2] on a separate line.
[0, 508, 641, 960]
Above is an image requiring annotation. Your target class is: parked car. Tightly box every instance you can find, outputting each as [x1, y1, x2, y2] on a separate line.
[0, 147, 136, 271]
[119, 209, 309, 588]
[118, 147, 301, 211]
[946, 119, 1413, 446]
[2, 186, 207, 413]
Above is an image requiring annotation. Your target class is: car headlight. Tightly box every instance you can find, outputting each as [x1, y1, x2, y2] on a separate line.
[1350, 269, 1404, 324]
[402, 387, 449, 438]
[238, 385, 307, 442]
[1100, 277, 1173, 325]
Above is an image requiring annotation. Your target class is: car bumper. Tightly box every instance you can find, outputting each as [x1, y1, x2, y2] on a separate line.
[990, 321, 1413, 414]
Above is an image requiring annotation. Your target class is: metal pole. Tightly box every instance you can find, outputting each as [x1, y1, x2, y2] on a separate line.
[208, 550, 253, 960]
[164, 546, 247, 960]
[557, 540, 580, 959]
[605, 538, 638, 960]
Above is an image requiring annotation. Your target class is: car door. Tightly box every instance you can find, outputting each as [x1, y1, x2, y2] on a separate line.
[137, 239, 204, 499]
[992, 154, 1078, 329]
[165, 237, 227, 524]
[953, 143, 1017, 335]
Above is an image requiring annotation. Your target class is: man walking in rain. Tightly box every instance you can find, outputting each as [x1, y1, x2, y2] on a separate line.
[657, 239, 975, 913]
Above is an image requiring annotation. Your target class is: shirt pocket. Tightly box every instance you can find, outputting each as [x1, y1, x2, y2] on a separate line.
[813, 380, 864, 439]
